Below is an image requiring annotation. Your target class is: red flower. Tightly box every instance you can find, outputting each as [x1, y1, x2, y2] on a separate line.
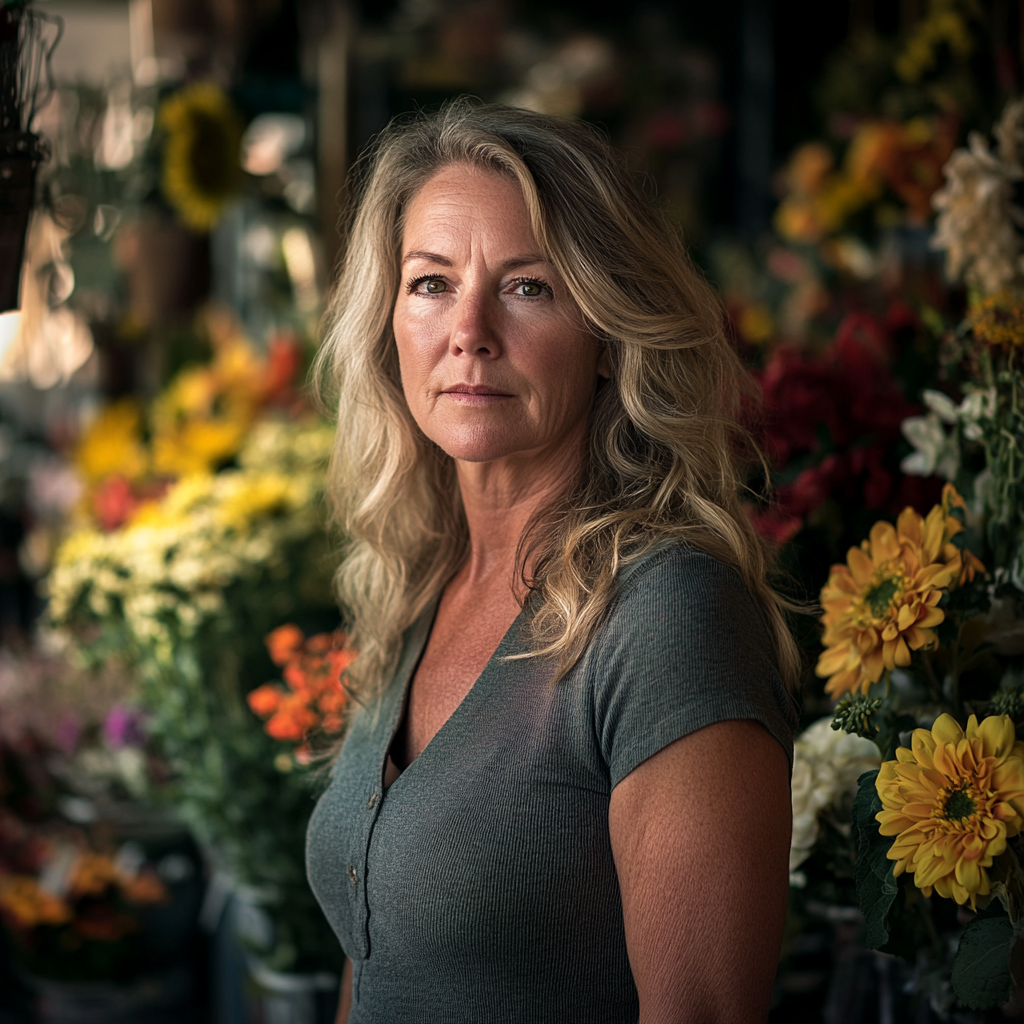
[92, 477, 139, 532]
[751, 308, 926, 541]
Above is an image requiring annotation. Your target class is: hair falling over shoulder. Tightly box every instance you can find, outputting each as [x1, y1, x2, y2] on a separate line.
[314, 98, 803, 707]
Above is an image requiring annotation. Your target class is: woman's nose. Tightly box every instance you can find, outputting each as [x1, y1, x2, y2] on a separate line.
[449, 288, 501, 359]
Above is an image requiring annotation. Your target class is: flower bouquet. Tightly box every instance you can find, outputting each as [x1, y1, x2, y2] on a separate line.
[45, 328, 344, 973]
[791, 97, 1024, 1014]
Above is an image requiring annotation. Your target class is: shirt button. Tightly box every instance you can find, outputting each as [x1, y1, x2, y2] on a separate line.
[367, 793, 378, 808]
[347, 865, 357, 885]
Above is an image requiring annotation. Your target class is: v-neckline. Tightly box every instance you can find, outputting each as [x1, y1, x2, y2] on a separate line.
[382, 599, 529, 791]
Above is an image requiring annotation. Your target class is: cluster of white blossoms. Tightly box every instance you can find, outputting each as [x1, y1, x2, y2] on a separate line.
[790, 718, 881, 886]
[47, 420, 335, 664]
[900, 386, 997, 481]
[932, 98, 1024, 295]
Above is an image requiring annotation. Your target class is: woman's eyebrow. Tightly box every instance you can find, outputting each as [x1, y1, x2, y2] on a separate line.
[401, 250, 549, 269]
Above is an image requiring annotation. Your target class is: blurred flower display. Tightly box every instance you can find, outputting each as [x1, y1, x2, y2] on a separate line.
[46, 334, 342, 974]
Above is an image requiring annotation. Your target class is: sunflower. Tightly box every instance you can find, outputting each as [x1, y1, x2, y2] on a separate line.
[815, 489, 974, 698]
[875, 713, 1024, 908]
[159, 83, 243, 233]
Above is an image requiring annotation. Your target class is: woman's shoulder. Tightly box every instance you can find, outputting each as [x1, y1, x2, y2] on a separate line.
[585, 540, 798, 782]
[611, 540, 759, 621]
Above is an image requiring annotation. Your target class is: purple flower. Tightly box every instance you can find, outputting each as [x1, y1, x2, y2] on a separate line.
[103, 705, 146, 749]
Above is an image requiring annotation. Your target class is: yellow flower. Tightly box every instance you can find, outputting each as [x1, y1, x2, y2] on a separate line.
[967, 292, 1024, 351]
[75, 400, 148, 484]
[152, 419, 249, 478]
[816, 500, 965, 697]
[215, 474, 295, 530]
[895, 0, 975, 83]
[159, 83, 243, 233]
[876, 714, 1024, 908]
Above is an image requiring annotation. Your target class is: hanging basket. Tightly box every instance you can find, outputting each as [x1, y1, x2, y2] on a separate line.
[0, 130, 45, 312]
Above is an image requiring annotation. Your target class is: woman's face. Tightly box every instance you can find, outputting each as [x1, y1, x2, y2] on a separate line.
[393, 163, 606, 468]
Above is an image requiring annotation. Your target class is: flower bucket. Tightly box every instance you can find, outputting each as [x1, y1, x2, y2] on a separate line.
[26, 963, 194, 1024]
[247, 959, 340, 1024]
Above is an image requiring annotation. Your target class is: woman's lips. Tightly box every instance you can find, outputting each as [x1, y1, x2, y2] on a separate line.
[442, 385, 513, 403]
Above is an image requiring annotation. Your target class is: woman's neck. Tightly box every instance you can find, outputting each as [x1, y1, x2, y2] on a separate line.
[453, 431, 585, 597]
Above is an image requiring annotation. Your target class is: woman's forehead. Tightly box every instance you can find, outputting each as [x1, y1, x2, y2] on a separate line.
[401, 165, 541, 259]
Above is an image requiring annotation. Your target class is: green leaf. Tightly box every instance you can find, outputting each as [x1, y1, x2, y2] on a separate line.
[851, 769, 898, 949]
[951, 910, 1017, 1010]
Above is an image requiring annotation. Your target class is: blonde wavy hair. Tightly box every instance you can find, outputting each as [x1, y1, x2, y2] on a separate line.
[316, 99, 801, 702]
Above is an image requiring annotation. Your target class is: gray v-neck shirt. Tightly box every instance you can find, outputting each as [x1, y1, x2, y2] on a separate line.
[306, 544, 797, 1024]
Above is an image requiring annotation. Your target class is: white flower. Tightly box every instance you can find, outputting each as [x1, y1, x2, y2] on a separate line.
[789, 718, 881, 883]
[901, 412, 959, 478]
[900, 385, 997, 479]
[932, 99, 1024, 296]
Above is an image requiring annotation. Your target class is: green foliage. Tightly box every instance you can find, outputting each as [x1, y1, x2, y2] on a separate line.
[851, 769, 898, 950]
[831, 696, 883, 740]
[832, 695, 913, 760]
[986, 686, 1024, 720]
[951, 908, 1017, 1010]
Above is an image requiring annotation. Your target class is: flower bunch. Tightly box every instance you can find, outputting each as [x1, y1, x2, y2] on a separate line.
[73, 317, 307, 532]
[931, 99, 1024, 296]
[0, 847, 166, 950]
[816, 485, 983, 698]
[51, 418, 334, 653]
[774, 115, 957, 246]
[751, 309, 932, 545]
[790, 718, 881, 884]
[248, 625, 353, 759]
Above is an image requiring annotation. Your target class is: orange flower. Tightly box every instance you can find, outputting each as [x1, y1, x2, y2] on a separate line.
[247, 683, 283, 717]
[250, 628, 354, 747]
[0, 875, 71, 929]
[68, 853, 121, 898]
[266, 624, 305, 666]
[120, 870, 169, 905]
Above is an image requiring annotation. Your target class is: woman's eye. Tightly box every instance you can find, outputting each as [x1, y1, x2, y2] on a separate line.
[513, 279, 547, 297]
[424, 279, 447, 294]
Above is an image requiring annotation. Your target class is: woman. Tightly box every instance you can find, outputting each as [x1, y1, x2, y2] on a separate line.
[308, 100, 799, 1024]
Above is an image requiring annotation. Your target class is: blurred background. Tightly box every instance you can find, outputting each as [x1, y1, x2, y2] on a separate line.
[0, 1, 1021, 1022]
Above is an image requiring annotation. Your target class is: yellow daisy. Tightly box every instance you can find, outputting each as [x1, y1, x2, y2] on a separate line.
[875, 714, 1024, 908]
[816, 500, 963, 697]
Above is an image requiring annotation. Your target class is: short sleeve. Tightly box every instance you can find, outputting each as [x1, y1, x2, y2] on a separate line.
[588, 545, 799, 789]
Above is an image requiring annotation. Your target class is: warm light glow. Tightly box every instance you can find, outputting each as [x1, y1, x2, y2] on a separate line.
[0, 311, 22, 364]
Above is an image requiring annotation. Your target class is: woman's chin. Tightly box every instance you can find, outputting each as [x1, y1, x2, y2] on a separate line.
[428, 426, 532, 465]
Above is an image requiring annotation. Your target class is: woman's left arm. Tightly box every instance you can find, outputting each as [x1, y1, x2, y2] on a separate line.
[608, 718, 792, 1024]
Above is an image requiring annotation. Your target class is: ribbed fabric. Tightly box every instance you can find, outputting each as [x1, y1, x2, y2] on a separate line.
[306, 545, 798, 1024]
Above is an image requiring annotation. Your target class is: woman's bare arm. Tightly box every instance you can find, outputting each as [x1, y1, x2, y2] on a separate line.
[608, 719, 791, 1024]
[334, 957, 352, 1024]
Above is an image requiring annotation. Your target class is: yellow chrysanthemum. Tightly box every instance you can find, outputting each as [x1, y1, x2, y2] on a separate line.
[159, 83, 243, 233]
[875, 713, 1024, 908]
[816, 492, 972, 698]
